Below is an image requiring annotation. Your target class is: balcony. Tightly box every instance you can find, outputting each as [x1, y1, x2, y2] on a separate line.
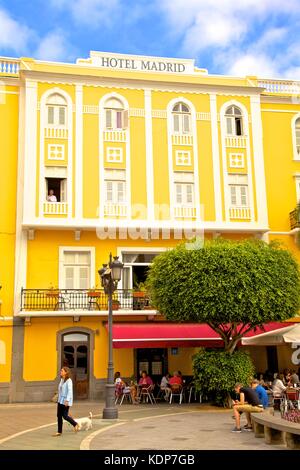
[225, 136, 247, 148]
[229, 206, 251, 220]
[103, 130, 127, 142]
[20, 289, 155, 313]
[43, 202, 68, 215]
[258, 79, 300, 95]
[290, 205, 300, 230]
[174, 205, 196, 218]
[172, 134, 193, 146]
[0, 57, 19, 76]
[104, 203, 127, 217]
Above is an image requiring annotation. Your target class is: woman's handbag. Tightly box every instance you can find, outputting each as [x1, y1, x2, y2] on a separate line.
[51, 392, 58, 403]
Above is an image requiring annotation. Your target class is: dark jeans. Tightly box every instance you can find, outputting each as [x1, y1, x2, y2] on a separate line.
[57, 403, 77, 433]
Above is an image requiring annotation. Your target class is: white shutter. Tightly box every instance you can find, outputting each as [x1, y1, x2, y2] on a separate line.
[117, 182, 125, 202]
[226, 117, 233, 135]
[60, 179, 67, 202]
[183, 114, 190, 133]
[122, 266, 132, 290]
[123, 110, 129, 129]
[48, 106, 54, 125]
[59, 107, 66, 125]
[173, 114, 180, 133]
[116, 111, 123, 129]
[176, 184, 182, 204]
[64, 266, 75, 289]
[79, 266, 89, 289]
[240, 186, 247, 206]
[230, 186, 237, 205]
[296, 127, 300, 154]
[106, 109, 112, 128]
[186, 184, 193, 204]
[106, 181, 113, 202]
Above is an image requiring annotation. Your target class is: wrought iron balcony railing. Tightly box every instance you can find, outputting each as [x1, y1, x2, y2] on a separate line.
[289, 205, 300, 230]
[20, 288, 154, 312]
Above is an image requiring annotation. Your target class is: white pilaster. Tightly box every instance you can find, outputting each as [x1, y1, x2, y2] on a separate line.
[23, 80, 37, 221]
[144, 89, 154, 220]
[75, 85, 83, 220]
[250, 95, 269, 227]
[210, 94, 222, 222]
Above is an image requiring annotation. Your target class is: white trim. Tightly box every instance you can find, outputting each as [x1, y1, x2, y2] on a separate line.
[99, 92, 131, 219]
[75, 84, 83, 220]
[47, 143, 65, 160]
[250, 95, 268, 226]
[58, 246, 95, 289]
[220, 99, 254, 222]
[210, 94, 222, 222]
[167, 97, 200, 220]
[24, 80, 38, 221]
[175, 150, 191, 166]
[261, 109, 300, 113]
[229, 153, 244, 168]
[0, 90, 19, 95]
[40, 87, 73, 219]
[14, 84, 27, 315]
[106, 146, 123, 163]
[291, 113, 300, 161]
[144, 89, 154, 220]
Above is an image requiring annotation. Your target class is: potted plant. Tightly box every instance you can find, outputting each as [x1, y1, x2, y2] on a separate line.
[112, 299, 120, 310]
[46, 285, 59, 297]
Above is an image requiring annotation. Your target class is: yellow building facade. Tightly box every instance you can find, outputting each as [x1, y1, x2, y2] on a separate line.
[0, 52, 300, 402]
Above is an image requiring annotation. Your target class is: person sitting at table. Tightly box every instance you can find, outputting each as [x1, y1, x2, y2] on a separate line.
[160, 373, 171, 399]
[138, 371, 153, 389]
[169, 371, 183, 386]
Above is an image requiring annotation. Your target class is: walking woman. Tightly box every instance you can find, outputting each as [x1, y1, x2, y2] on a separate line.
[53, 366, 79, 436]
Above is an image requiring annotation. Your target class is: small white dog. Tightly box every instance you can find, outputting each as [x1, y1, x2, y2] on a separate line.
[75, 412, 93, 431]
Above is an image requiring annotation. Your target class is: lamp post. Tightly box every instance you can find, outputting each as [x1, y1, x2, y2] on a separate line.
[98, 253, 124, 419]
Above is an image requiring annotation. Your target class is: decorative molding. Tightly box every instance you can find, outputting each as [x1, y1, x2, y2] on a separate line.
[129, 108, 145, 117]
[210, 94, 222, 222]
[83, 105, 98, 114]
[152, 110, 167, 118]
[196, 112, 211, 121]
[144, 90, 154, 220]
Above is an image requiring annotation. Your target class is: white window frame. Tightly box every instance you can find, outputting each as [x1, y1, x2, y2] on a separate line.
[106, 147, 123, 163]
[225, 106, 243, 136]
[105, 180, 126, 203]
[292, 115, 300, 160]
[229, 153, 244, 169]
[48, 144, 65, 161]
[58, 247, 95, 290]
[172, 102, 191, 134]
[175, 182, 194, 205]
[176, 150, 191, 166]
[229, 184, 249, 207]
[295, 176, 300, 202]
[47, 105, 67, 127]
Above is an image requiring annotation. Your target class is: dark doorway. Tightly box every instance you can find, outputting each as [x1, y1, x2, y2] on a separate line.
[136, 348, 168, 385]
[62, 333, 89, 399]
[266, 346, 278, 374]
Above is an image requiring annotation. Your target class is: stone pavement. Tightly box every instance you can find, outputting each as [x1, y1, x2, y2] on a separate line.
[0, 402, 287, 451]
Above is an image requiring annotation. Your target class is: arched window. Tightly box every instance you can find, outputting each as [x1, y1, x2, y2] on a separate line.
[225, 105, 243, 136]
[104, 97, 128, 130]
[295, 118, 300, 157]
[46, 93, 67, 126]
[172, 102, 191, 134]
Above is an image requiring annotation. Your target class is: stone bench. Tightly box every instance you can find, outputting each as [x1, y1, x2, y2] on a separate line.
[251, 412, 300, 449]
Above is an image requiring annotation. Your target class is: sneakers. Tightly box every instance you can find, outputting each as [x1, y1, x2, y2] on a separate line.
[52, 432, 62, 437]
[231, 427, 242, 433]
[243, 425, 253, 431]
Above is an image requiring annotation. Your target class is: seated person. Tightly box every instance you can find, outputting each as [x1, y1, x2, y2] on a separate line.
[232, 383, 263, 433]
[169, 371, 183, 387]
[251, 379, 269, 409]
[138, 371, 154, 390]
[160, 373, 171, 398]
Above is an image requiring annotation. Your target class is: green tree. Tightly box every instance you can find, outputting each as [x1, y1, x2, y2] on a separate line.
[147, 239, 300, 353]
[193, 349, 255, 406]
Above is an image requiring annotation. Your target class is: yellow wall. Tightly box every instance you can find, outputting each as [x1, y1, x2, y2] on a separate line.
[168, 347, 199, 376]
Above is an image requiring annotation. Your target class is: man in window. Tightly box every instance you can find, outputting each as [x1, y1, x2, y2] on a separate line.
[47, 189, 57, 202]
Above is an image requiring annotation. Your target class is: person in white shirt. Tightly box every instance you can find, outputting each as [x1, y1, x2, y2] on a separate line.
[47, 189, 57, 202]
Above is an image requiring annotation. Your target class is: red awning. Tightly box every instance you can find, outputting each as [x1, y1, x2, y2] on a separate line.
[108, 322, 291, 349]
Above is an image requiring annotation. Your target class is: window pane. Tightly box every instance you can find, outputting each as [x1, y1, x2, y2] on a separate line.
[79, 267, 89, 289]
[106, 181, 113, 201]
[116, 111, 123, 129]
[240, 186, 247, 206]
[176, 184, 182, 204]
[186, 184, 193, 204]
[233, 106, 242, 116]
[64, 252, 76, 264]
[230, 186, 237, 205]
[183, 114, 190, 133]
[77, 252, 90, 264]
[59, 107, 66, 125]
[106, 109, 112, 128]
[48, 106, 54, 124]
[65, 266, 75, 289]
[173, 114, 180, 132]
[226, 117, 233, 135]
[181, 104, 190, 113]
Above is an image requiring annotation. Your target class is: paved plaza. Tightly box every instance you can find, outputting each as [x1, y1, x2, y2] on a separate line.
[0, 402, 287, 451]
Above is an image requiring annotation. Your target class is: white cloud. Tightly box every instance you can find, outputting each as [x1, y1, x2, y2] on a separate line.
[34, 30, 75, 62]
[0, 8, 33, 53]
[51, 0, 122, 27]
[157, 0, 300, 78]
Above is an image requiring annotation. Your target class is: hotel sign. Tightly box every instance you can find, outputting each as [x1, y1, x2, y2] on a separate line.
[78, 52, 196, 75]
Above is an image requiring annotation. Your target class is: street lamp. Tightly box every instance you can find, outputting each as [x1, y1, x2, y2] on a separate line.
[98, 253, 124, 419]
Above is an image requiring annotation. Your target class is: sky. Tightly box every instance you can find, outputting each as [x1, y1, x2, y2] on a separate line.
[1, 0, 300, 78]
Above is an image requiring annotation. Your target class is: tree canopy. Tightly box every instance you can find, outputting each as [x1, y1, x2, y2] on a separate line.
[147, 239, 300, 353]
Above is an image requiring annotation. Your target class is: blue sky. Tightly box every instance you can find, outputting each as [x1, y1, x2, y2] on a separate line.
[1, 0, 300, 78]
